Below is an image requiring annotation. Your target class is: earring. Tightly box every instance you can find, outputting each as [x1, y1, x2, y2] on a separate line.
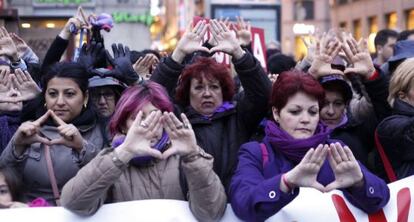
[83, 102, 87, 108]
[44, 103, 47, 108]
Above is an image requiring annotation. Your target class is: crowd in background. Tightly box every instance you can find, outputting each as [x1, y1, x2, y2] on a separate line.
[0, 12, 413, 222]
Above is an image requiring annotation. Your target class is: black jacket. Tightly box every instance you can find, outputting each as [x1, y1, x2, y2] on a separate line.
[151, 51, 272, 192]
[376, 99, 414, 180]
[331, 72, 391, 171]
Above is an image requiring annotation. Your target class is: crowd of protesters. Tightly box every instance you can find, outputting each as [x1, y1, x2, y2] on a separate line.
[0, 11, 413, 222]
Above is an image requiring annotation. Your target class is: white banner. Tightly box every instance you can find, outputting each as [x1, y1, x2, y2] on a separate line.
[1, 176, 413, 222]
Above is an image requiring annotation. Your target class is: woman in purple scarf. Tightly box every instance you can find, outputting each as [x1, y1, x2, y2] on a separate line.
[60, 81, 226, 221]
[230, 71, 390, 222]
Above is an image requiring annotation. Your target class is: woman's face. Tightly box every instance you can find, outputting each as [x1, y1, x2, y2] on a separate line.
[0, 172, 12, 206]
[124, 102, 163, 146]
[320, 90, 346, 129]
[273, 92, 320, 139]
[45, 77, 87, 123]
[189, 75, 223, 116]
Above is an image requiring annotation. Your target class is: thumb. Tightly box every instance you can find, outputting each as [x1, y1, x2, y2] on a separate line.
[147, 148, 163, 159]
[49, 137, 66, 146]
[162, 147, 177, 160]
[344, 67, 363, 75]
[311, 182, 326, 193]
[34, 135, 51, 145]
[209, 46, 221, 55]
[324, 181, 340, 192]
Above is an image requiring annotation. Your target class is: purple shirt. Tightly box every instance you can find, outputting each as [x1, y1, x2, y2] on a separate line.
[229, 139, 390, 222]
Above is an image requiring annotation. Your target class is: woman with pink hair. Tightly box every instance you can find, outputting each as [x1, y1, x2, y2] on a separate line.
[60, 81, 226, 221]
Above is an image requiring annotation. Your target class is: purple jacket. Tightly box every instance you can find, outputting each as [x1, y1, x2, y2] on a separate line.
[229, 139, 390, 222]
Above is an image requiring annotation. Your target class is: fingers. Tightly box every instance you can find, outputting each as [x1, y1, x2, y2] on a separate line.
[324, 181, 339, 192]
[34, 134, 51, 145]
[143, 111, 162, 132]
[32, 110, 51, 126]
[50, 110, 67, 126]
[343, 145, 357, 162]
[180, 113, 192, 130]
[301, 148, 315, 163]
[161, 146, 176, 160]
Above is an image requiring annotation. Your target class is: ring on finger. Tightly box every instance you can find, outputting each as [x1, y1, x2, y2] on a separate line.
[140, 122, 149, 128]
[176, 125, 184, 130]
[183, 124, 189, 129]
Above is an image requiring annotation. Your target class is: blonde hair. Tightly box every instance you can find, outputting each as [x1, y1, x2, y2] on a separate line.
[388, 58, 414, 106]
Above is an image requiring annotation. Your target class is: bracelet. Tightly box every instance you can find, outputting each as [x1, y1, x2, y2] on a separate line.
[282, 174, 294, 191]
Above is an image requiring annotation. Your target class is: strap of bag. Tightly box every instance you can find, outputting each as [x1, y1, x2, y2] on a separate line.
[374, 130, 397, 182]
[260, 143, 269, 168]
[44, 144, 61, 206]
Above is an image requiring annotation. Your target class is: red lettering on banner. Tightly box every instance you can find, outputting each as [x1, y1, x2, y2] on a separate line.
[397, 187, 411, 222]
[368, 210, 387, 222]
[332, 194, 356, 222]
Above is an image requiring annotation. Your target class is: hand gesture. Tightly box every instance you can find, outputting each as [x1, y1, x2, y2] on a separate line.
[210, 19, 245, 59]
[59, 17, 87, 40]
[308, 33, 343, 78]
[133, 53, 159, 80]
[283, 144, 328, 192]
[14, 110, 52, 155]
[341, 33, 375, 79]
[268, 73, 279, 85]
[172, 20, 209, 63]
[0, 27, 18, 62]
[119, 110, 163, 159]
[10, 69, 41, 101]
[162, 112, 198, 159]
[106, 43, 139, 85]
[77, 41, 104, 71]
[207, 17, 229, 47]
[325, 143, 364, 192]
[301, 32, 318, 64]
[235, 16, 252, 47]
[10, 33, 29, 57]
[49, 110, 84, 152]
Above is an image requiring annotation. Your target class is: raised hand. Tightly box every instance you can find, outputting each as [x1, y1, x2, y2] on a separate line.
[210, 19, 245, 59]
[301, 32, 318, 64]
[59, 17, 87, 40]
[0, 27, 18, 62]
[48, 110, 84, 152]
[77, 41, 104, 71]
[235, 16, 252, 47]
[308, 33, 343, 78]
[172, 20, 209, 63]
[133, 53, 159, 80]
[13, 110, 52, 156]
[117, 110, 163, 160]
[325, 143, 364, 192]
[341, 33, 375, 79]
[10, 33, 30, 57]
[268, 73, 279, 85]
[106, 43, 139, 85]
[161, 112, 198, 159]
[283, 144, 328, 192]
[10, 69, 41, 101]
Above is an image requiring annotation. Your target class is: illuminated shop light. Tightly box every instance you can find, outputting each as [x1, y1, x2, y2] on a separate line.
[21, 23, 31, 28]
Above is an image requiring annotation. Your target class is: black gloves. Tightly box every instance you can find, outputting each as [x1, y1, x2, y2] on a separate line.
[106, 43, 141, 85]
[77, 41, 105, 71]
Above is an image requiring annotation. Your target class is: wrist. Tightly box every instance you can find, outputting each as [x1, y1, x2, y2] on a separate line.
[232, 47, 245, 60]
[282, 173, 295, 190]
[171, 50, 185, 64]
[182, 145, 202, 163]
[115, 145, 135, 163]
[58, 30, 71, 40]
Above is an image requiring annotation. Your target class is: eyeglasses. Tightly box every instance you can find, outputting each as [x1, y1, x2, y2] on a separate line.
[91, 92, 115, 102]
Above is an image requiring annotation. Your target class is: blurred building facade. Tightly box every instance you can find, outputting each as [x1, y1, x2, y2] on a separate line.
[330, 0, 414, 53]
[281, 0, 330, 60]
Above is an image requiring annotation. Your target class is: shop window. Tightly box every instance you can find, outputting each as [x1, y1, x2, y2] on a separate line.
[407, 9, 414, 29]
[368, 16, 378, 53]
[386, 12, 398, 29]
[294, 36, 308, 61]
[353, 19, 361, 40]
[294, 0, 314, 21]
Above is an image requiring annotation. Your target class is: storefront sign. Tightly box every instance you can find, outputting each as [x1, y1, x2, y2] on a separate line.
[112, 12, 155, 26]
[33, 0, 95, 7]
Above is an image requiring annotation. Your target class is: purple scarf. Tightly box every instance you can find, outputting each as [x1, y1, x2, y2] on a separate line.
[112, 131, 170, 166]
[265, 120, 332, 164]
[202, 101, 235, 120]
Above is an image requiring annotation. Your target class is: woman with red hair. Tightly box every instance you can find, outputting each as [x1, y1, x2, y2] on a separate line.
[151, 20, 271, 193]
[230, 71, 389, 221]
